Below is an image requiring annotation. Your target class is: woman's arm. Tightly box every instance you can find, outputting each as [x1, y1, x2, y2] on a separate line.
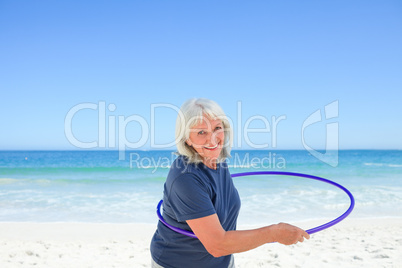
[187, 213, 310, 258]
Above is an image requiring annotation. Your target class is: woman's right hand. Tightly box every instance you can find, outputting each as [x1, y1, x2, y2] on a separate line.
[272, 223, 310, 245]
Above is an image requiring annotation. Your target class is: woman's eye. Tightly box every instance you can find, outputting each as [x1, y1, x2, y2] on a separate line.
[198, 130, 206, 135]
[215, 126, 222, 131]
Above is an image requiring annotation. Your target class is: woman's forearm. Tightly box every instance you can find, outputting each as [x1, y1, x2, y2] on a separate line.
[209, 223, 309, 258]
[217, 225, 277, 256]
[187, 214, 309, 258]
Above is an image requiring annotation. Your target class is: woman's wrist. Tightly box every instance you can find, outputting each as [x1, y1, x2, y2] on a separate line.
[263, 224, 279, 243]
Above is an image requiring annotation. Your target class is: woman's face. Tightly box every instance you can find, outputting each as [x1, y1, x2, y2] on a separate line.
[187, 116, 224, 168]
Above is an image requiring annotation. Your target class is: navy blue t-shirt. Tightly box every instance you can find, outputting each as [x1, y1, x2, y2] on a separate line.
[150, 155, 241, 268]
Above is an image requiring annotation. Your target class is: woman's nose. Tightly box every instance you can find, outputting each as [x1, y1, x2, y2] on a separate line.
[207, 132, 218, 145]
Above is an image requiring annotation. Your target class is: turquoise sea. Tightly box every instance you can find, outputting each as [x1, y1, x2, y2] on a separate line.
[0, 150, 401, 225]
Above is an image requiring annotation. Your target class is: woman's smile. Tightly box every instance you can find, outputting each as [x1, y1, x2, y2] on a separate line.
[204, 143, 219, 150]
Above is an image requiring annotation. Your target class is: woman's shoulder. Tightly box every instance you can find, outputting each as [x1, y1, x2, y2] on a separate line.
[168, 155, 196, 178]
[165, 156, 208, 190]
[168, 155, 211, 182]
[170, 155, 192, 171]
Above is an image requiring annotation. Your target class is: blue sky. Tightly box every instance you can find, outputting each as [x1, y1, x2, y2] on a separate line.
[1, 0, 401, 150]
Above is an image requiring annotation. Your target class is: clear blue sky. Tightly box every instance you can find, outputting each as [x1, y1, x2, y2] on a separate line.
[1, 0, 401, 150]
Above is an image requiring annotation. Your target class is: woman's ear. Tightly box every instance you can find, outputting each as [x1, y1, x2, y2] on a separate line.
[186, 139, 192, 147]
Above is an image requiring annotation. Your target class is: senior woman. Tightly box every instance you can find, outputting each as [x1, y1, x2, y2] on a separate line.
[150, 98, 309, 268]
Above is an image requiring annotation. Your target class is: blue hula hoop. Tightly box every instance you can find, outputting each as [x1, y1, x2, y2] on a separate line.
[157, 171, 355, 238]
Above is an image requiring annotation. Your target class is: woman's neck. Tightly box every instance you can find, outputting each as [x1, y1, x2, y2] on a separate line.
[203, 158, 217, 170]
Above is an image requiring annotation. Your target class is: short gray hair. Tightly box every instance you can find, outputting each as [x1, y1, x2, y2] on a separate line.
[175, 98, 233, 164]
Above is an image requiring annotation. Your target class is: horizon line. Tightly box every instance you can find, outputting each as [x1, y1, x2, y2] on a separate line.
[1, 148, 401, 151]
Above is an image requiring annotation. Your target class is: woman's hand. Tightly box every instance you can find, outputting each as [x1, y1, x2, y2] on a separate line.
[272, 222, 310, 245]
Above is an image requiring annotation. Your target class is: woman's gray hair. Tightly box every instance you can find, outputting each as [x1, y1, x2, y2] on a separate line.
[175, 98, 233, 164]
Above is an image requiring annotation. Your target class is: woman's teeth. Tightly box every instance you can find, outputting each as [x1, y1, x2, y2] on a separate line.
[204, 144, 218, 150]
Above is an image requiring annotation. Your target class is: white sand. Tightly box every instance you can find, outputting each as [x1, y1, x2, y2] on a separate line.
[0, 218, 401, 268]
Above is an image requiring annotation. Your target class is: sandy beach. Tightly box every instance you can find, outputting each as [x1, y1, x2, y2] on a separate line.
[1, 218, 401, 268]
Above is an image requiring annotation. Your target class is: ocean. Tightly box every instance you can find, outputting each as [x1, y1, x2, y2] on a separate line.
[0, 150, 401, 226]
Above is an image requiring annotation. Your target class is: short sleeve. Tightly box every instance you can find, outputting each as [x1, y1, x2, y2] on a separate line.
[167, 173, 216, 222]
